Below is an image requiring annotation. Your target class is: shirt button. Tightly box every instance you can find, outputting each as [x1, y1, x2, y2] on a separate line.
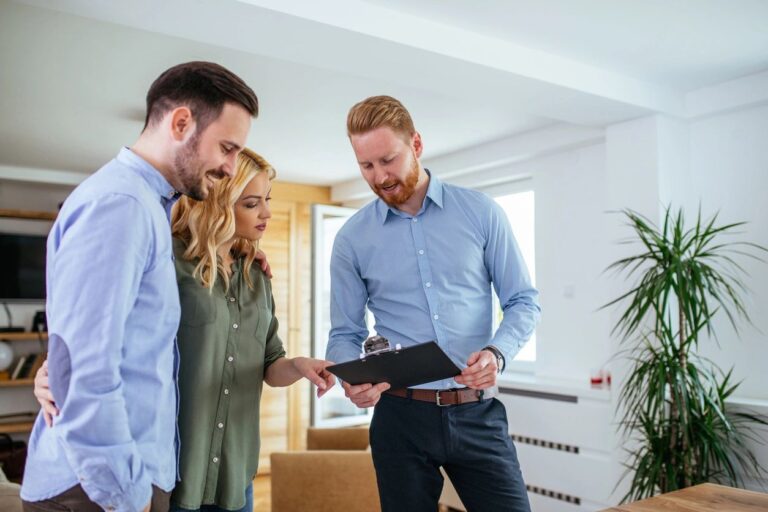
[233, 323, 238, 329]
[213, 457, 219, 463]
[412, 218, 418, 223]
[228, 356, 234, 362]
[418, 250, 424, 255]
[224, 388, 230, 395]
[434, 314, 439, 320]
[426, 282, 432, 288]
[218, 422, 224, 429]
[229, 297, 236, 302]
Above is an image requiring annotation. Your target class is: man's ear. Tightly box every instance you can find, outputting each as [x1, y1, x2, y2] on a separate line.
[412, 131, 423, 158]
[169, 106, 195, 142]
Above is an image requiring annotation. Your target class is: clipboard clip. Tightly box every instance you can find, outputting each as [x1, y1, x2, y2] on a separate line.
[359, 335, 402, 359]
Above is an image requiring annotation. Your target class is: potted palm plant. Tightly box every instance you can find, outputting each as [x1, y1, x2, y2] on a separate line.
[604, 206, 767, 502]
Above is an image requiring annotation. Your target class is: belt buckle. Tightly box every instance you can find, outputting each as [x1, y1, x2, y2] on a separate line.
[436, 390, 450, 407]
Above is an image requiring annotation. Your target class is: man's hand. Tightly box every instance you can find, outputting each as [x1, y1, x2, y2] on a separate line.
[454, 350, 498, 390]
[34, 359, 59, 427]
[142, 503, 151, 512]
[254, 249, 272, 279]
[342, 381, 390, 409]
[292, 357, 336, 397]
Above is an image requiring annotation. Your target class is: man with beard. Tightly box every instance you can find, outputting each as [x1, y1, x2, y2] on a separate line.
[326, 96, 540, 512]
[21, 62, 258, 512]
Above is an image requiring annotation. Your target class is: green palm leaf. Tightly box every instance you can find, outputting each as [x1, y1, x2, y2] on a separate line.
[603, 206, 767, 501]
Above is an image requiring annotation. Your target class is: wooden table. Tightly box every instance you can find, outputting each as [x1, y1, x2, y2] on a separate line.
[601, 483, 768, 511]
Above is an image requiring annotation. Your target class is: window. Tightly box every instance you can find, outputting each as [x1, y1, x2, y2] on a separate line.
[489, 185, 536, 368]
[310, 205, 373, 427]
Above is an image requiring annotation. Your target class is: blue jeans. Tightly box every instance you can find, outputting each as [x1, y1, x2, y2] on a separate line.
[370, 393, 531, 512]
[169, 483, 253, 512]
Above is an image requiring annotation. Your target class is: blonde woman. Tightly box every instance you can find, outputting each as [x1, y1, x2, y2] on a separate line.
[35, 149, 335, 512]
[169, 148, 335, 511]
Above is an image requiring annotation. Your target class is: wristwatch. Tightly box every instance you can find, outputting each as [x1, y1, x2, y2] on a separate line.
[482, 345, 505, 374]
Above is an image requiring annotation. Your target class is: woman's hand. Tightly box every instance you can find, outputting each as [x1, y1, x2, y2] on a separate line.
[34, 359, 59, 427]
[291, 357, 336, 397]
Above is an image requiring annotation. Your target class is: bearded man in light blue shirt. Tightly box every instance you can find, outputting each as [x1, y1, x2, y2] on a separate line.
[21, 62, 258, 512]
[327, 96, 540, 512]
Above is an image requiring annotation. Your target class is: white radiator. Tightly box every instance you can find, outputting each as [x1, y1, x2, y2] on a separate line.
[498, 385, 619, 511]
[439, 381, 618, 512]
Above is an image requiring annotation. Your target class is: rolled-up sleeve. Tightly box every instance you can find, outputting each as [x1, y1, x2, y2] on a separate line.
[264, 290, 287, 369]
[47, 193, 154, 512]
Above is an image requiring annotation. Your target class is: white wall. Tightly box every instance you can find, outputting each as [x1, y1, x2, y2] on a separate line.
[533, 143, 614, 382]
[0, 180, 72, 212]
[505, 106, 768, 503]
[530, 107, 768, 402]
[687, 104, 768, 400]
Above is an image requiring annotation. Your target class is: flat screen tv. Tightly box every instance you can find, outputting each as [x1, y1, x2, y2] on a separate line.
[0, 233, 47, 301]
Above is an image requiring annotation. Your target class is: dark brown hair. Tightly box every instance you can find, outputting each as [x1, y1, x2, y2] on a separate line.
[143, 61, 258, 131]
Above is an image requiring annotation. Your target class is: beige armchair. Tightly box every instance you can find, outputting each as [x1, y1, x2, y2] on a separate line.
[271, 427, 466, 512]
[270, 427, 380, 512]
[0, 468, 22, 512]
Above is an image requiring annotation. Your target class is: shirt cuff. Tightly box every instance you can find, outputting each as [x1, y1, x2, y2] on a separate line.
[79, 469, 152, 512]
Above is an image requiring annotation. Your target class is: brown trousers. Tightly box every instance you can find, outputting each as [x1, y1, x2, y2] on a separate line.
[22, 484, 170, 512]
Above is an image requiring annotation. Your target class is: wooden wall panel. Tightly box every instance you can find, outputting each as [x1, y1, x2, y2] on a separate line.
[257, 204, 291, 471]
[256, 182, 334, 473]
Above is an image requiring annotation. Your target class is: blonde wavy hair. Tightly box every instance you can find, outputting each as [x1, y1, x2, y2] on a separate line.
[171, 147, 276, 292]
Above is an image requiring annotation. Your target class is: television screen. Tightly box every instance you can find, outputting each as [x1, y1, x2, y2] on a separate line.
[0, 233, 47, 301]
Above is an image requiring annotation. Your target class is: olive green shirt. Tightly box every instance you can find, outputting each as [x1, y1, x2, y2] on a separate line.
[171, 239, 286, 510]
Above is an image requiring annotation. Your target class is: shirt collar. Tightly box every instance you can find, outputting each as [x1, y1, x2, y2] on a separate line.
[375, 169, 444, 224]
[116, 147, 181, 202]
[425, 170, 444, 209]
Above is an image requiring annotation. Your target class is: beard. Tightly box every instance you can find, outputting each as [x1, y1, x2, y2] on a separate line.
[174, 134, 224, 201]
[373, 155, 420, 208]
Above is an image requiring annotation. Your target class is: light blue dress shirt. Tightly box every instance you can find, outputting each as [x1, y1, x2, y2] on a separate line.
[327, 172, 540, 389]
[21, 148, 181, 512]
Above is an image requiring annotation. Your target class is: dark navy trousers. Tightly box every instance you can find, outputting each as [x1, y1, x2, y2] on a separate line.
[370, 393, 531, 512]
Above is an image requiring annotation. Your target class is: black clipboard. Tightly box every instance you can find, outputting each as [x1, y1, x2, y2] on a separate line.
[327, 341, 461, 388]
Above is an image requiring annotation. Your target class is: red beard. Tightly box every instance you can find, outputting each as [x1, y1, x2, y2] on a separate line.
[374, 157, 420, 208]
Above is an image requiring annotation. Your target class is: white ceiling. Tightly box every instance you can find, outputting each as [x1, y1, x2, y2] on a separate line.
[363, 0, 768, 91]
[1, 0, 767, 186]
